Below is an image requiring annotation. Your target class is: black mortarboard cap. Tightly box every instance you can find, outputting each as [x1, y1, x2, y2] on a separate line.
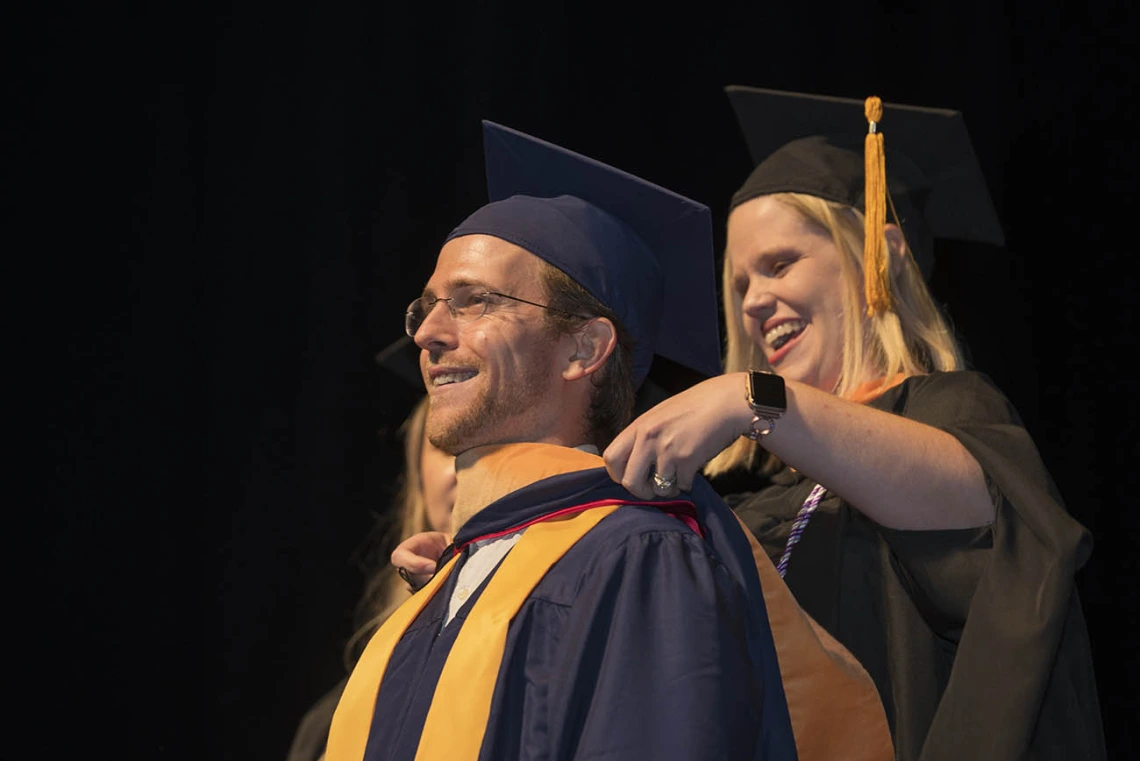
[374, 334, 424, 392]
[373, 334, 429, 435]
[725, 86, 1005, 279]
[445, 121, 721, 388]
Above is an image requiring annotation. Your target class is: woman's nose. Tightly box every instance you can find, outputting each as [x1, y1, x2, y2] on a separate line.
[741, 279, 775, 317]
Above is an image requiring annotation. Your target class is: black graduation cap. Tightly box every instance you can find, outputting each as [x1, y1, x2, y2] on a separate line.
[374, 334, 423, 392]
[444, 120, 721, 389]
[725, 86, 1005, 280]
[371, 335, 428, 436]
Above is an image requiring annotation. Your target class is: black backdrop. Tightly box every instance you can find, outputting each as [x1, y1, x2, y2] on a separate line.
[14, 1, 1138, 758]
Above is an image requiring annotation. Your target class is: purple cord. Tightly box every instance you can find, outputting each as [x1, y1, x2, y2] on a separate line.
[776, 483, 828, 578]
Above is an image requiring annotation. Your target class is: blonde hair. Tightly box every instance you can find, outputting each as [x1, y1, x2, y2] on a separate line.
[705, 192, 965, 478]
[344, 396, 432, 666]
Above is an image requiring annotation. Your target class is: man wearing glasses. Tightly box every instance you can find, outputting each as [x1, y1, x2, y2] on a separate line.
[323, 122, 861, 761]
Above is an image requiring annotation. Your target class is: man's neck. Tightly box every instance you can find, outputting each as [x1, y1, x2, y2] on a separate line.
[449, 442, 602, 536]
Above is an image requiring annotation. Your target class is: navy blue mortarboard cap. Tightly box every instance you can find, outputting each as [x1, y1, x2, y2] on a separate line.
[726, 86, 1005, 279]
[445, 121, 720, 389]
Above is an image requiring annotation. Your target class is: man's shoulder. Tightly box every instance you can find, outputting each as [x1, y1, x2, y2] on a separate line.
[527, 504, 731, 609]
[602, 500, 708, 534]
[561, 502, 721, 567]
[563, 476, 743, 563]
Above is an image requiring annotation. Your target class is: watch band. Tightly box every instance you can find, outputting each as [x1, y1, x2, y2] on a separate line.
[742, 370, 786, 440]
[743, 414, 777, 440]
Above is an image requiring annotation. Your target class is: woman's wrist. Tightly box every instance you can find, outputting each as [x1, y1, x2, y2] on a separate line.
[739, 370, 786, 440]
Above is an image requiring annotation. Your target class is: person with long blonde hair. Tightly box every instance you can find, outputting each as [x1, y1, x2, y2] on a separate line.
[288, 383, 455, 761]
[603, 87, 1104, 761]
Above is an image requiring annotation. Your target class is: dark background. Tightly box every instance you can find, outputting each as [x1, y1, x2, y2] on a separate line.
[12, 1, 1137, 758]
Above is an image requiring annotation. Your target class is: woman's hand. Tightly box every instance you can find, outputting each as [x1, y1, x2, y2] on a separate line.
[604, 372, 754, 500]
[391, 531, 452, 590]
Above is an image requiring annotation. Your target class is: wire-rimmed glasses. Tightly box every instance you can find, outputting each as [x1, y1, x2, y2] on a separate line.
[404, 285, 586, 337]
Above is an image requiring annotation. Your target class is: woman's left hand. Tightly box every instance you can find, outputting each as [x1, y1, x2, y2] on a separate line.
[603, 372, 754, 500]
[391, 531, 452, 590]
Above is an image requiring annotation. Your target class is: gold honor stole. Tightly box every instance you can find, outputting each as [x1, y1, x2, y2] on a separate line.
[326, 441, 894, 761]
[326, 443, 625, 761]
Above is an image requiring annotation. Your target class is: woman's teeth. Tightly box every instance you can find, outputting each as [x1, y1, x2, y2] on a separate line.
[765, 321, 804, 351]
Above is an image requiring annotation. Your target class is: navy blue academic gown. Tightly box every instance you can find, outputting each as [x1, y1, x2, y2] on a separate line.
[359, 467, 796, 761]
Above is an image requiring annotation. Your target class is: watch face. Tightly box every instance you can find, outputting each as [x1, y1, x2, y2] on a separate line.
[748, 371, 787, 409]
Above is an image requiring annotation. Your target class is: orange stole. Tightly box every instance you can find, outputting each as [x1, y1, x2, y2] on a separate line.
[734, 513, 895, 761]
[845, 372, 909, 404]
[325, 503, 622, 761]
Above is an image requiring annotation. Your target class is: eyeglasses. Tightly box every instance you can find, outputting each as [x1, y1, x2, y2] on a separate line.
[404, 285, 587, 337]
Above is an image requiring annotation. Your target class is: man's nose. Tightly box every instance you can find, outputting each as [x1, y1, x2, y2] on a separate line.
[413, 299, 459, 352]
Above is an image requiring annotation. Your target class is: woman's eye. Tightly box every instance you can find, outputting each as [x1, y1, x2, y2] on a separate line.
[770, 258, 792, 276]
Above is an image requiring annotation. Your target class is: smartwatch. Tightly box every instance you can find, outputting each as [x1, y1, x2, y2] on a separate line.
[743, 370, 786, 440]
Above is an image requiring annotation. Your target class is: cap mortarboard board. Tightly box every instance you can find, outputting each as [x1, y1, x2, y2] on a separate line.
[724, 86, 1005, 283]
[374, 334, 424, 392]
[445, 121, 721, 389]
[373, 334, 429, 436]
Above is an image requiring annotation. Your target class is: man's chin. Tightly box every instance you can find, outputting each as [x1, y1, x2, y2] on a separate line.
[426, 415, 488, 456]
[425, 427, 464, 456]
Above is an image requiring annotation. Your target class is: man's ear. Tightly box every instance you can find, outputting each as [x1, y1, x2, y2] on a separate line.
[563, 317, 617, 381]
[884, 223, 910, 280]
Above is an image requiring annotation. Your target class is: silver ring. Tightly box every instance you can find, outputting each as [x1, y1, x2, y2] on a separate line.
[651, 471, 677, 495]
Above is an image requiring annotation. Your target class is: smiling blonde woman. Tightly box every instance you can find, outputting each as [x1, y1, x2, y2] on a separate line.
[603, 87, 1105, 761]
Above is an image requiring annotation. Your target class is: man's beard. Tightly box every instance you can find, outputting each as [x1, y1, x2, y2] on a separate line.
[425, 348, 555, 455]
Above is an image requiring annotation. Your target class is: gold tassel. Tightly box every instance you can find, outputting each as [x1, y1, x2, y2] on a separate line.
[863, 96, 893, 317]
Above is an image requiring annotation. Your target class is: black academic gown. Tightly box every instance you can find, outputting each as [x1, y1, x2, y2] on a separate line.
[730, 371, 1105, 761]
[357, 465, 797, 761]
